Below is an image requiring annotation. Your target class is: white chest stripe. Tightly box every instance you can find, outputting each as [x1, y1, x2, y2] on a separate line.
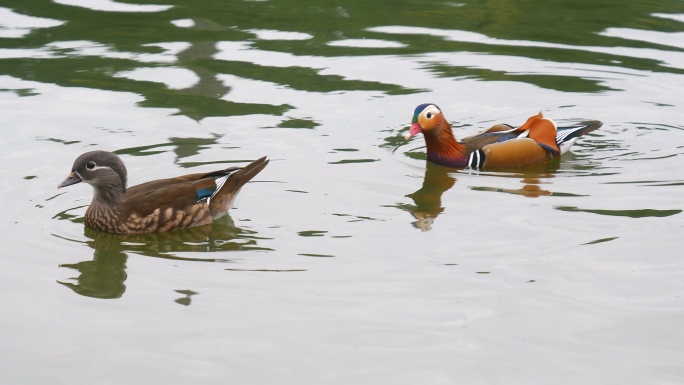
[467, 149, 486, 168]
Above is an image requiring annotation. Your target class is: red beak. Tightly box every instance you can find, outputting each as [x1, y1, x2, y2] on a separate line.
[404, 122, 423, 140]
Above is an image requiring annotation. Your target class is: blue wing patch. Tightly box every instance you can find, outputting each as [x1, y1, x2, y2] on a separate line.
[196, 187, 215, 202]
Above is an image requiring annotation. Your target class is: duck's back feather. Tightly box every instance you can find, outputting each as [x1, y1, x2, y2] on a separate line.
[458, 116, 601, 168]
[107, 158, 268, 233]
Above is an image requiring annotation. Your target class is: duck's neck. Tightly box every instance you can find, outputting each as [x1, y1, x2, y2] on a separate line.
[424, 123, 467, 168]
[91, 183, 125, 207]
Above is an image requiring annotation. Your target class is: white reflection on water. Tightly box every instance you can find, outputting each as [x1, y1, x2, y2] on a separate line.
[171, 18, 195, 28]
[53, 0, 173, 13]
[327, 39, 407, 48]
[49, 40, 189, 63]
[115, 67, 201, 90]
[0, 40, 191, 62]
[369, 25, 684, 69]
[0, 7, 64, 38]
[600, 28, 684, 49]
[247, 29, 314, 41]
[652, 12, 684, 23]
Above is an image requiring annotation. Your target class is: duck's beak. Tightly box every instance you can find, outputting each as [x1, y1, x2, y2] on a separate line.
[58, 172, 82, 189]
[404, 122, 423, 140]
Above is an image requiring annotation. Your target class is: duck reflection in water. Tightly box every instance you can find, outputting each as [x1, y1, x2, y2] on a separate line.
[469, 158, 558, 197]
[398, 162, 558, 231]
[399, 163, 457, 231]
[58, 216, 268, 299]
[58, 242, 128, 299]
[471, 176, 553, 197]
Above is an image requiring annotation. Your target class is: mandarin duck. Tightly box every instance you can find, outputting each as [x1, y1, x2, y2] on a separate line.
[404, 103, 602, 169]
[58, 151, 268, 234]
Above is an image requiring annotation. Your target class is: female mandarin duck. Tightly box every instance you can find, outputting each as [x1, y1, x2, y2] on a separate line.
[405, 103, 602, 168]
[58, 151, 268, 234]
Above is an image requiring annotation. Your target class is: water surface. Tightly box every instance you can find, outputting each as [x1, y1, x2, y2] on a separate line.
[1, 0, 683, 383]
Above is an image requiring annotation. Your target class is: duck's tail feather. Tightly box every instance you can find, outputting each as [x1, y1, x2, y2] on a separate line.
[208, 156, 269, 218]
[556, 120, 602, 155]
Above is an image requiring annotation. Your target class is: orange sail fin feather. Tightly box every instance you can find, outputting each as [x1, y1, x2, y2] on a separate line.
[405, 104, 601, 169]
[512, 112, 560, 156]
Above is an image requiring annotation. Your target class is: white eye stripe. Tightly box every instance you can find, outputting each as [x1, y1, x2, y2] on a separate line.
[422, 105, 440, 118]
[86, 164, 113, 171]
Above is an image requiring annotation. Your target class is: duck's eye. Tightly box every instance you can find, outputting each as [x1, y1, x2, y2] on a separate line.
[426, 112, 433, 119]
[86, 161, 96, 170]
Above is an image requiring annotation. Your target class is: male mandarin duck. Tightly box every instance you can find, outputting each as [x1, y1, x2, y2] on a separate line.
[404, 103, 602, 168]
[58, 151, 268, 234]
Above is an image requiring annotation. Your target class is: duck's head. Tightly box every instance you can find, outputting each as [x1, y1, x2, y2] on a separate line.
[58, 150, 127, 192]
[404, 103, 445, 140]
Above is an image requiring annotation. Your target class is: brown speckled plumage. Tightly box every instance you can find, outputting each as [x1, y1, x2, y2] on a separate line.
[59, 151, 268, 234]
